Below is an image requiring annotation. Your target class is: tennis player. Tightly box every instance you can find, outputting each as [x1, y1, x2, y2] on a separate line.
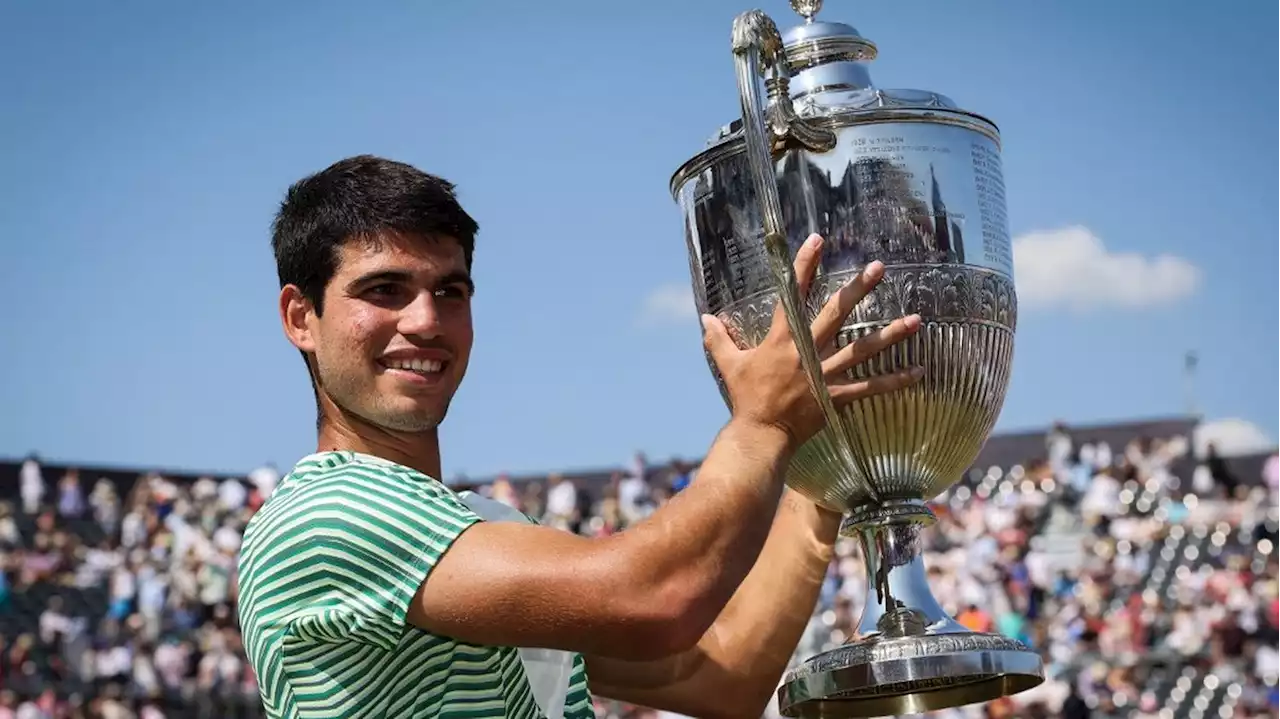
[237, 155, 923, 718]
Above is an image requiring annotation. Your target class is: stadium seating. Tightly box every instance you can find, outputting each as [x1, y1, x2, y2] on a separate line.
[0, 416, 1274, 719]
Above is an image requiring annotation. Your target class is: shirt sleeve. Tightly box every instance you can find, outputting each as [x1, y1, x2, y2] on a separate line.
[285, 467, 482, 651]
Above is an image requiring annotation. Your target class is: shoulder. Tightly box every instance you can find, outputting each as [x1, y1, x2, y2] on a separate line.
[255, 452, 475, 523]
[240, 452, 482, 576]
[237, 453, 487, 650]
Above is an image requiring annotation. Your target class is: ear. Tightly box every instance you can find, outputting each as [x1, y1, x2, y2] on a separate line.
[280, 285, 317, 353]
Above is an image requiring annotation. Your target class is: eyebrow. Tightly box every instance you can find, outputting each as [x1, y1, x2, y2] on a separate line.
[348, 269, 475, 295]
[438, 270, 476, 296]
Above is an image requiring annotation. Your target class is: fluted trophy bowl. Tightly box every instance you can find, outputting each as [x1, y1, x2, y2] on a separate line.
[670, 3, 1044, 717]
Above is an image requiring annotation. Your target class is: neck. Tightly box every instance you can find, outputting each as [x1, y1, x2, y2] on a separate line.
[316, 406, 443, 480]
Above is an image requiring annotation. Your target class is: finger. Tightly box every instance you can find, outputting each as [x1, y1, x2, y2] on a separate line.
[828, 367, 924, 403]
[766, 234, 824, 340]
[810, 261, 885, 348]
[701, 313, 739, 364]
[793, 233, 824, 300]
[822, 314, 922, 377]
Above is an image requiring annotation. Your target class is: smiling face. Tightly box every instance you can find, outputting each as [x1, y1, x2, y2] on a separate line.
[282, 232, 474, 434]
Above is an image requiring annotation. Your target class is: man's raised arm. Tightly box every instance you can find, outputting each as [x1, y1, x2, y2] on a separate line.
[408, 416, 794, 659]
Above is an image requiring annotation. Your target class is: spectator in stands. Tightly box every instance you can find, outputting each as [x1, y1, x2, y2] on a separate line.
[1046, 422, 1072, 477]
[1060, 681, 1090, 719]
[667, 460, 693, 494]
[0, 506, 18, 550]
[19, 459, 43, 517]
[87, 483, 119, 539]
[1264, 454, 1279, 495]
[488, 473, 518, 508]
[543, 472, 577, 531]
[245, 465, 278, 502]
[1206, 442, 1240, 499]
[616, 469, 649, 526]
[57, 472, 84, 521]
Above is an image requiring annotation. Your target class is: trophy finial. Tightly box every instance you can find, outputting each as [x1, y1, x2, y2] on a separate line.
[790, 0, 822, 22]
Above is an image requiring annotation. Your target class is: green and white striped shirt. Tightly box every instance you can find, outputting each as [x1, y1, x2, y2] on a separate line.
[237, 451, 597, 718]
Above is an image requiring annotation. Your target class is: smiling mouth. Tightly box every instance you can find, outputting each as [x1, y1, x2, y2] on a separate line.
[379, 358, 447, 377]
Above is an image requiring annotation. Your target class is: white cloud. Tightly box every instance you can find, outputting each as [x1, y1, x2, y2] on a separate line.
[1194, 418, 1275, 458]
[1012, 226, 1201, 312]
[637, 283, 697, 327]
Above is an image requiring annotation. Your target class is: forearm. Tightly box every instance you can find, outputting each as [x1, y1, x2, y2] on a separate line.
[693, 489, 841, 710]
[588, 489, 840, 716]
[617, 418, 794, 646]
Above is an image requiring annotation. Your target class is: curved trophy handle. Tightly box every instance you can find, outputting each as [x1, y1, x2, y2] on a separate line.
[732, 10, 837, 158]
[731, 9, 868, 497]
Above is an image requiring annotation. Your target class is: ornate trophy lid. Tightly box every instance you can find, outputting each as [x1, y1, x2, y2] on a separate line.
[778, 0, 878, 99]
[781, 0, 878, 66]
[783, 19, 875, 53]
[670, 1, 999, 195]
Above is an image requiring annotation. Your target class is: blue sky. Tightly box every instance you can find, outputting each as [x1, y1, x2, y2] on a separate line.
[1, 0, 1275, 480]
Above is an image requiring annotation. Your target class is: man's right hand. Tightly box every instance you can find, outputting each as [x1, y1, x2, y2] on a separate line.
[701, 233, 923, 449]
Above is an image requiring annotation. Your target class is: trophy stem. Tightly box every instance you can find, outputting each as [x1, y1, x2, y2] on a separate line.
[842, 501, 961, 641]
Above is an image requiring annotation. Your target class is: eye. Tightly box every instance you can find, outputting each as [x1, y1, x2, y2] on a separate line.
[361, 283, 407, 304]
[366, 283, 400, 297]
[434, 284, 471, 300]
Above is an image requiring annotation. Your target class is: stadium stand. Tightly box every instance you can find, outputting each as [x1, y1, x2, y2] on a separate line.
[0, 415, 1275, 719]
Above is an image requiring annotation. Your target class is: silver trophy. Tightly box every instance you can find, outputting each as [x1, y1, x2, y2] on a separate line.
[669, 2, 1045, 716]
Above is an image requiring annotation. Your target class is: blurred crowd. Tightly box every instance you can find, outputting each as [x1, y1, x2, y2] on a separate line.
[0, 422, 1275, 719]
[0, 461, 272, 719]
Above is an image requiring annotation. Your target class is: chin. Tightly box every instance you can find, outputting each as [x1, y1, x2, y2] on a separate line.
[372, 403, 449, 433]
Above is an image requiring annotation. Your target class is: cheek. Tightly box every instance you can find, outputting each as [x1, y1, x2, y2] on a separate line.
[317, 308, 389, 364]
[448, 314, 474, 354]
[347, 309, 386, 346]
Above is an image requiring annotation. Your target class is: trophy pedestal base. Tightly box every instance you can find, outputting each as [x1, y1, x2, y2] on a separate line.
[777, 501, 1045, 717]
[777, 630, 1044, 718]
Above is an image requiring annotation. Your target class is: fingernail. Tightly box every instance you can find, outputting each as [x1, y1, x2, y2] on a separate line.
[904, 314, 921, 329]
[806, 234, 822, 249]
[700, 314, 713, 329]
[910, 367, 925, 379]
[865, 260, 884, 274]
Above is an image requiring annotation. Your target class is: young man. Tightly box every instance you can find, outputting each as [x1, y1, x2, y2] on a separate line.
[237, 155, 923, 718]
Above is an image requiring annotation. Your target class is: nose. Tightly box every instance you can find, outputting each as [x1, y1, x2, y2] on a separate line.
[397, 291, 443, 338]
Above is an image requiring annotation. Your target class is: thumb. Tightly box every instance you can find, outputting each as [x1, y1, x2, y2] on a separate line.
[701, 313, 737, 361]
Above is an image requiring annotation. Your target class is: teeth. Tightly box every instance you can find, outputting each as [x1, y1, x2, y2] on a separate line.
[386, 359, 443, 373]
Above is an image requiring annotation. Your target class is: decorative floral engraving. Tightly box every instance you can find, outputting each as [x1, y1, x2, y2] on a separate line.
[788, 631, 1035, 678]
[719, 264, 1017, 341]
[705, 265, 1017, 508]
